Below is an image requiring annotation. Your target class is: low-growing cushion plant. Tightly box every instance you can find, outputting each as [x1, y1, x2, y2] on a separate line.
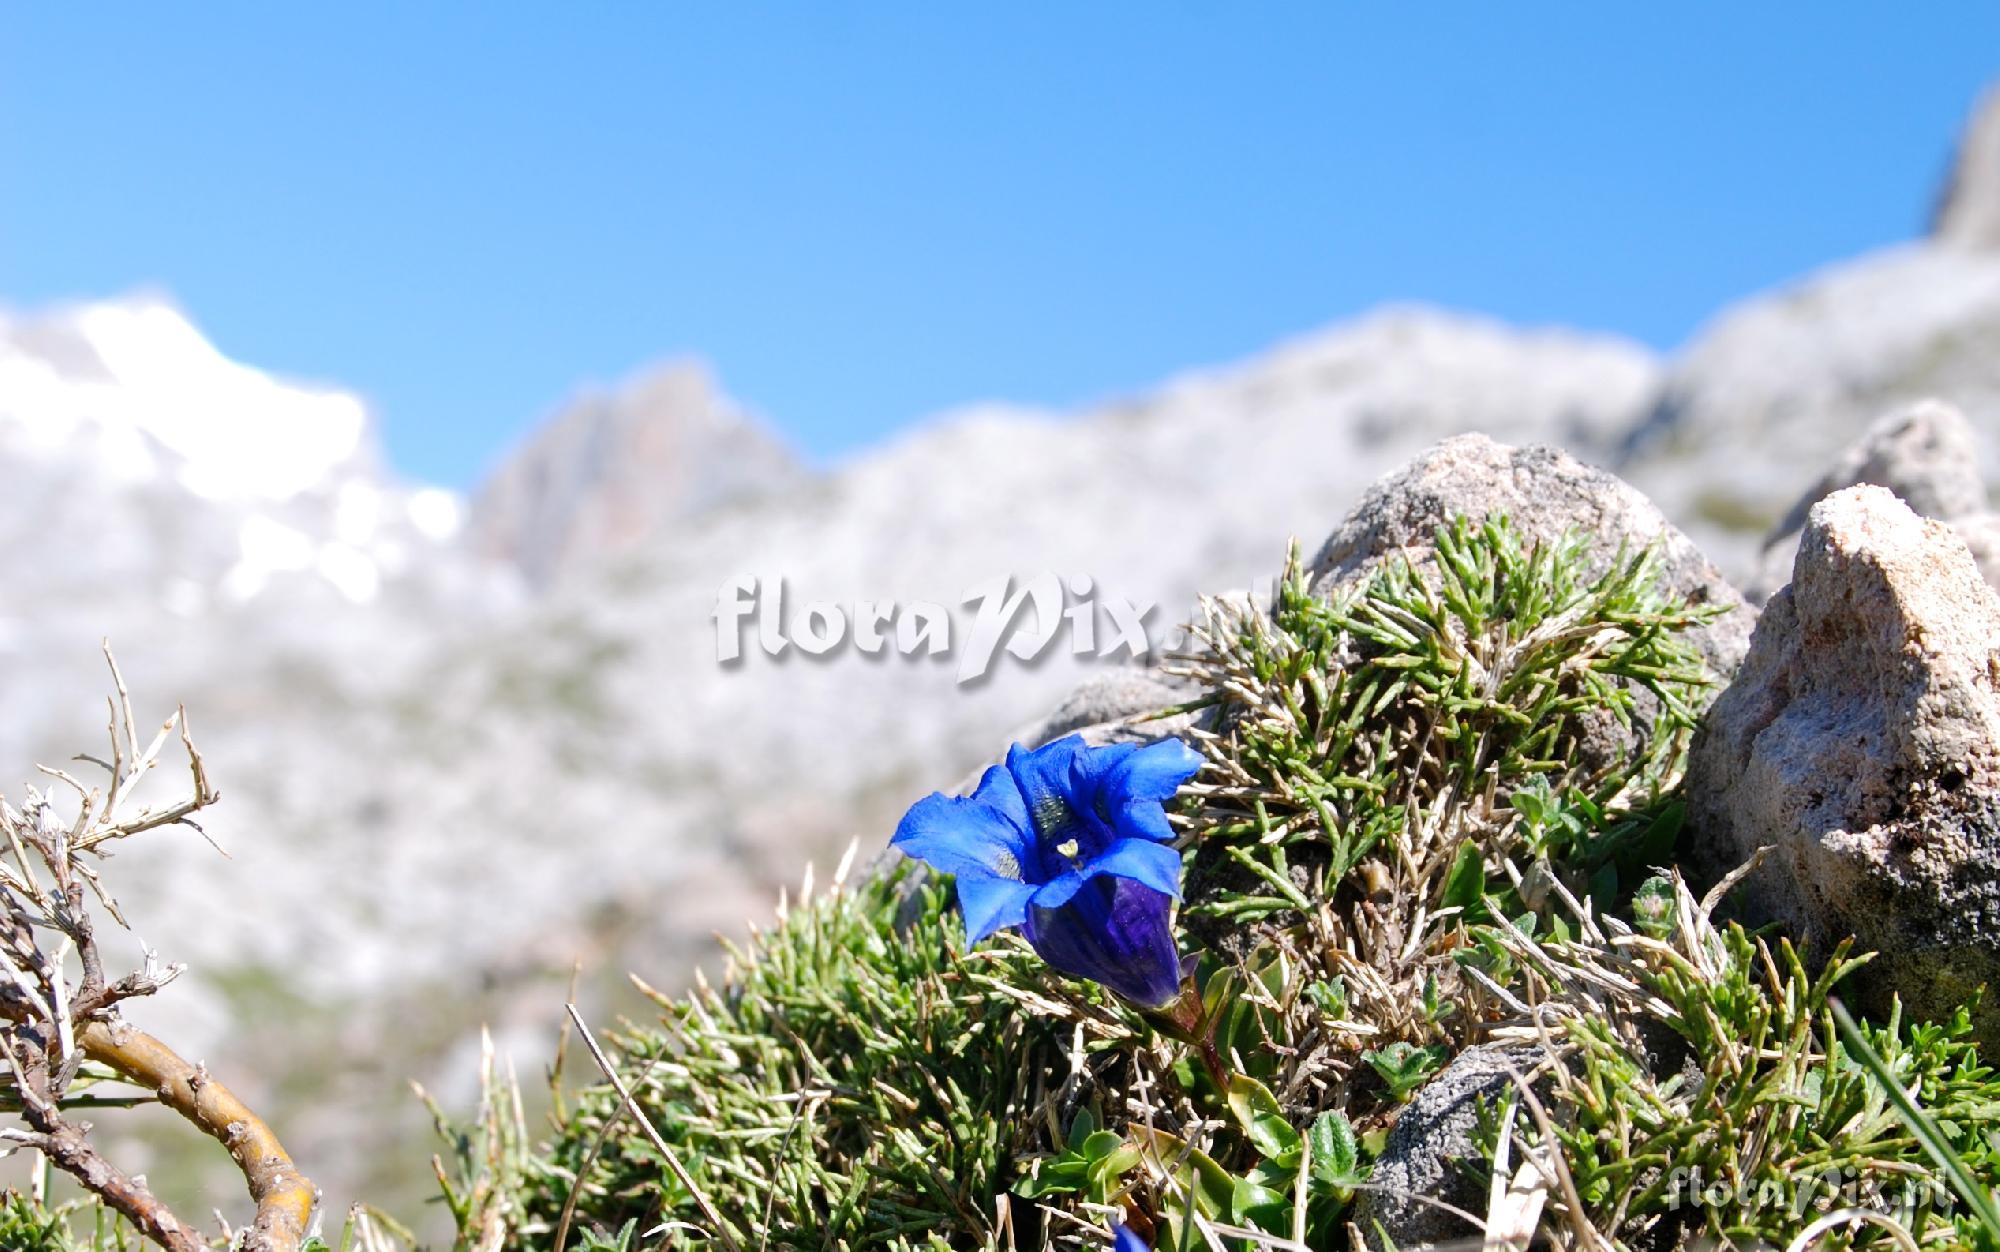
[408, 515, 2000, 1249]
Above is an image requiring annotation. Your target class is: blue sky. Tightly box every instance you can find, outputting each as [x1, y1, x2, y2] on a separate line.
[4, 7, 1997, 487]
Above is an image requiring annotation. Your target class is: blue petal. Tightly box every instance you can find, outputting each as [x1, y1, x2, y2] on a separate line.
[1114, 1226, 1151, 1252]
[1108, 800, 1175, 845]
[1016, 739, 1149, 869]
[1028, 867, 1091, 911]
[1031, 839, 1183, 909]
[957, 875, 1036, 944]
[1024, 875, 1185, 1009]
[966, 759, 1029, 831]
[892, 776, 1033, 884]
[1105, 738, 1204, 807]
[1100, 738, 1202, 843]
[1088, 838, 1184, 899]
[1007, 737, 1134, 833]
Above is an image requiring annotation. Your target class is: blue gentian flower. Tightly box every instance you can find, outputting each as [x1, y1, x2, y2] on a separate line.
[892, 734, 1203, 1009]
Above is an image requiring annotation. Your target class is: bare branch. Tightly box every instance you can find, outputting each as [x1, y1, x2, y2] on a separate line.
[81, 1020, 318, 1252]
[0, 648, 316, 1251]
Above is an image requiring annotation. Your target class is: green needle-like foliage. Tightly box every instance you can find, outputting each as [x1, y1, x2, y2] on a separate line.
[508, 867, 1088, 1250]
[1482, 870, 2000, 1249]
[1177, 515, 1714, 933]
[1163, 516, 1718, 1132]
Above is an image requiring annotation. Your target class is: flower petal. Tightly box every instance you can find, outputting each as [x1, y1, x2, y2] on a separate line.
[966, 759, 1029, 831]
[1105, 738, 1204, 807]
[891, 777, 1033, 884]
[1008, 737, 1132, 827]
[1024, 875, 1185, 1009]
[1027, 839, 1180, 910]
[1084, 837, 1184, 899]
[1108, 799, 1175, 845]
[957, 875, 1036, 944]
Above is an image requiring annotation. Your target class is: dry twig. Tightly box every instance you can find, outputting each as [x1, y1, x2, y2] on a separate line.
[0, 646, 317, 1250]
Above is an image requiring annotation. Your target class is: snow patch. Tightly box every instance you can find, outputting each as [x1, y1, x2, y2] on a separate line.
[71, 302, 369, 502]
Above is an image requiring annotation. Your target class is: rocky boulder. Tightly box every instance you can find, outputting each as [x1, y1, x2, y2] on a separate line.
[1686, 485, 2000, 1041]
[1308, 433, 1756, 683]
[1749, 400, 1999, 599]
[1353, 1045, 1545, 1249]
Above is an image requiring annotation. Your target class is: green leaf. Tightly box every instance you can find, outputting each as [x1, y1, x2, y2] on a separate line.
[1305, 976, 1348, 1019]
[1308, 1109, 1367, 1192]
[1013, 1158, 1091, 1198]
[1833, 999, 2000, 1243]
[1440, 840, 1486, 914]
[1226, 1072, 1303, 1166]
[1135, 1125, 1235, 1249]
[1231, 1174, 1291, 1232]
[1365, 1042, 1448, 1102]
[1632, 874, 1676, 938]
[1067, 1105, 1098, 1153]
[1088, 1141, 1143, 1192]
[1080, 1129, 1124, 1163]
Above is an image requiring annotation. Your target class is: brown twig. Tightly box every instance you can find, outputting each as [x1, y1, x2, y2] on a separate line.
[79, 1019, 317, 1252]
[8, 1119, 207, 1252]
[0, 649, 316, 1252]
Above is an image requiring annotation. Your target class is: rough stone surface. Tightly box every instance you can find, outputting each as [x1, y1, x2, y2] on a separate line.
[1750, 400, 1993, 600]
[1010, 666, 1208, 749]
[1937, 84, 2000, 251]
[1687, 486, 2000, 1042]
[1307, 433, 1756, 686]
[1354, 1045, 1544, 1248]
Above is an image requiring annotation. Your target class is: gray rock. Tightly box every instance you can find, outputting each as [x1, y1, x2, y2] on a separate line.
[1936, 84, 2000, 251]
[1765, 400, 1986, 541]
[1686, 486, 2000, 1042]
[1009, 666, 1208, 749]
[1749, 400, 1992, 600]
[1354, 1044, 1544, 1249]
[468, 360, 803, 587]
[1307, 433, 1756, 685]
[1951, 510, 2000, 585]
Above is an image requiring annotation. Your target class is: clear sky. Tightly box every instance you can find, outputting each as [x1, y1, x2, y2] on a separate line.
[4, 7, 1998, 488]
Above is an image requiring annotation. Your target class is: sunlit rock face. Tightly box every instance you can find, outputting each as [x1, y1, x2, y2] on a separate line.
[1936, 84, 2000, 252]
[467, 359, 803, 588]
[1686, 486, 2000, 1046]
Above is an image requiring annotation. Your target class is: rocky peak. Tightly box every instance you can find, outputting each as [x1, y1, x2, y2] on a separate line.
[1936, 83, 2000, 250]
[468, 360, 802, 587]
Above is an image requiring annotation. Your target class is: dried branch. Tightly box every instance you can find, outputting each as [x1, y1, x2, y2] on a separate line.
[80, 1020, 316, 1251]
[0, 646, 318, 1251]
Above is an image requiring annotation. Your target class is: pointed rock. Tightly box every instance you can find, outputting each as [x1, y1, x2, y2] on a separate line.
[469, 361, 801, 586]
[1687, 485, 2000, 1042]
[1936, 83, 2000, 250]
[1750, 399, 1996, 598]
